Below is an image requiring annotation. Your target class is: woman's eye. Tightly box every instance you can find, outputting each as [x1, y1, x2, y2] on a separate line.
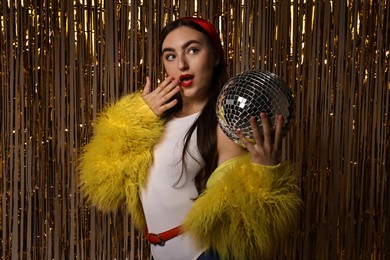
[188, 48, 199, 55]
[165, 54, 175, 61]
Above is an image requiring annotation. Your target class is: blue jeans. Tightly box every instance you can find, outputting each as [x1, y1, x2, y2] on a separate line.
[197, 250, 220, 260]
[151, 250, 220, 260]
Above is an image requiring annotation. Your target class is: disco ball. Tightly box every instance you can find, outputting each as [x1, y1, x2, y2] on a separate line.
[216, 69, 295, 146]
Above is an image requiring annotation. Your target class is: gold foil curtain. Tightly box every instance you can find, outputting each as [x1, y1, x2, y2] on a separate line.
[0, 0, 389, 259]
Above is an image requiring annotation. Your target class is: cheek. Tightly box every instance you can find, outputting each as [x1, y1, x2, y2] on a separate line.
[202, 53, 218, 70]
[163, 62, 176, 77]
[199, 57, 216, 76]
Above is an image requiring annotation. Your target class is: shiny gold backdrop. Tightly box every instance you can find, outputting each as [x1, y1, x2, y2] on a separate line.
[1, 0, 389, 259]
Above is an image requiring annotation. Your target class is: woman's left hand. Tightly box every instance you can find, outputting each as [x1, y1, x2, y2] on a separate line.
[236, 113, 284, 166]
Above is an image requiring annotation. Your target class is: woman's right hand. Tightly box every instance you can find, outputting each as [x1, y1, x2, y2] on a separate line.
[141, 76, 180, 116]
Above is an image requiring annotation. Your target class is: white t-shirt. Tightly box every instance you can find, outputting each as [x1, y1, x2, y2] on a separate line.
[140, 112, 204, 260]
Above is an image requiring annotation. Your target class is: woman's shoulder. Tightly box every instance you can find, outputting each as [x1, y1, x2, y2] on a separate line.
[216, 124, 246, 166]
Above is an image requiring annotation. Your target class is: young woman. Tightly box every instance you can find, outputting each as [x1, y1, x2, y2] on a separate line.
[79, 17, 301, 260]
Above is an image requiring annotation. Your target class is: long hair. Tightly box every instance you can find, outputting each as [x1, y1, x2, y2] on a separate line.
[159, 19, 229, 195]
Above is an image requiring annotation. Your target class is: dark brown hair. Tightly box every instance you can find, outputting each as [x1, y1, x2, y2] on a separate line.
[159, 19, 229, 195]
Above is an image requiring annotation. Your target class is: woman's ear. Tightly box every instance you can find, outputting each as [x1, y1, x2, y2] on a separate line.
[214, 55, 220, 66]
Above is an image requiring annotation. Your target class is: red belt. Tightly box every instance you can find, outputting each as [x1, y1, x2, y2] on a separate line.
[145, 225, 182, 246]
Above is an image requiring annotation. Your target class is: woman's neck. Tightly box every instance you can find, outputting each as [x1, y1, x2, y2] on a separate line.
[175, 99, 207, 118]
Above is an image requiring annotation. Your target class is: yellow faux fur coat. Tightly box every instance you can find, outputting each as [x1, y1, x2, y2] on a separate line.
[79, 92, 302, 260]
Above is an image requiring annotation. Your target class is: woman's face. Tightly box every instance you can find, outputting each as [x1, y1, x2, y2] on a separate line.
[161, 26, 217, 101]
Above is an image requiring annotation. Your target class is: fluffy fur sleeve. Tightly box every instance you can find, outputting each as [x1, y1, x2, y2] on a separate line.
[78, 92, 164, 228]
[181, 154, 302, 260]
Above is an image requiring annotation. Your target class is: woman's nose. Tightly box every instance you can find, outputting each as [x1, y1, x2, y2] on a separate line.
[178, 56, 189, 71]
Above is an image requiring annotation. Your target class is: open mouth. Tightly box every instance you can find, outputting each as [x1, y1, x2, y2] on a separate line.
[179, 74, 194, 87]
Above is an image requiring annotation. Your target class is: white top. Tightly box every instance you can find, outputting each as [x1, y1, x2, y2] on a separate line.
[140, 112, 204, 260]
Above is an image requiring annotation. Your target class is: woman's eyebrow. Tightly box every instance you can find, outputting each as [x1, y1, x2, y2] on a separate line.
[162, 39, 202, 54]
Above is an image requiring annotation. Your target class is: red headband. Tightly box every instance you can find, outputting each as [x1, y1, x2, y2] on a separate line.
[178, 17, 226, 66]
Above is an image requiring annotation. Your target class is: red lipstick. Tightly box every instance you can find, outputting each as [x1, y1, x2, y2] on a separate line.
[179, 74, 194, 88]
